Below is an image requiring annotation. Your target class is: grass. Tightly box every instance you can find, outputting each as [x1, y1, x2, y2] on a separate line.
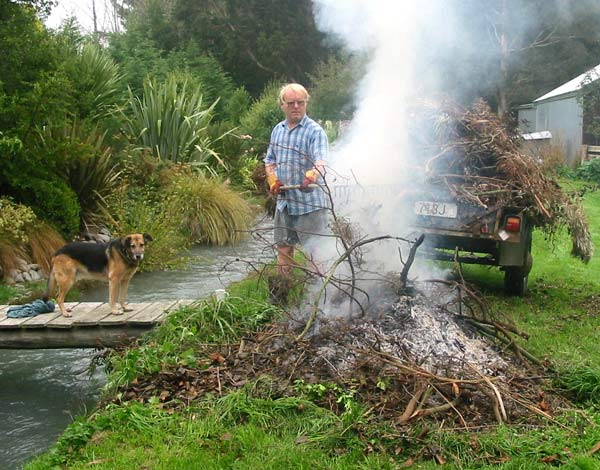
[23, 183, 600, 469]
[459, 187, 600, 368]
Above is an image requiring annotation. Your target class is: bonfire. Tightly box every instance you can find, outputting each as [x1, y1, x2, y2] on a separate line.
[113, 99, 582, 462]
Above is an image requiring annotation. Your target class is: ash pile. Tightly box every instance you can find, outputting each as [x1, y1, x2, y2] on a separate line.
[259, 273, 554, 427]
[305, 284, 510, 380]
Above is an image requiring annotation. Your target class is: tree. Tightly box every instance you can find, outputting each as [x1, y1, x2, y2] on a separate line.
[167, 0, 335, 95]
[409, 1, 600, 117]
[450, 0, 600, 116]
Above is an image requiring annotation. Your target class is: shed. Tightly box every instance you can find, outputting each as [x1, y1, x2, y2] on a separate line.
[517, 63, 600, 165]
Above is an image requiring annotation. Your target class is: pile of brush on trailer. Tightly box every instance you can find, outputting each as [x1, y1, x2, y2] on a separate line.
[414, 98, 593, 263]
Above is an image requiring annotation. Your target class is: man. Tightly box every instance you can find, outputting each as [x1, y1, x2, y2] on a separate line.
[264, 83, 329, 277]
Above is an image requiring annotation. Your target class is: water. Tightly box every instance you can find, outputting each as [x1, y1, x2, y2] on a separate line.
[1, 222, 274, 469]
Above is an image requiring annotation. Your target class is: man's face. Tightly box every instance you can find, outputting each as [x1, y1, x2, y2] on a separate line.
[281, 90, 307, 125]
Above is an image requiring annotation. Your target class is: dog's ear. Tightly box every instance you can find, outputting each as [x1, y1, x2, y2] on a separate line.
[143, 233, 153, 242]
[124, 235, 132, 247]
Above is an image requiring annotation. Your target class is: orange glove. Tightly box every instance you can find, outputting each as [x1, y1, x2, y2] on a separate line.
[267, 174, 283, 195]
[301, 169, 318, 192]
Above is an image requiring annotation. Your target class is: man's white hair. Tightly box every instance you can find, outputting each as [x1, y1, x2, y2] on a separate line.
[279, 83, 310, 104]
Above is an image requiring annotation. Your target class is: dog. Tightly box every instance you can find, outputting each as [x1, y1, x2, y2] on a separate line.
[44, 233, 153, 317]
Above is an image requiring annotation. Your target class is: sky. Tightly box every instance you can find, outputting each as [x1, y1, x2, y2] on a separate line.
[45, 0, 120, 33]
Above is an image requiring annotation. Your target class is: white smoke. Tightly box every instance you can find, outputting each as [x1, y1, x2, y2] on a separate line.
[312, 0, 464, 185]
[303, 1, 470, 315]
[304, 1, 571, 317]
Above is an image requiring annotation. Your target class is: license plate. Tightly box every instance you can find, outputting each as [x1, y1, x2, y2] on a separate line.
[414, 201, 458, 218]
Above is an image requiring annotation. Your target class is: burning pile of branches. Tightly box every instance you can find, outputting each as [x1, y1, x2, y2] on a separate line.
[114, 280, 561, 435]
[417, 98, 593, 262]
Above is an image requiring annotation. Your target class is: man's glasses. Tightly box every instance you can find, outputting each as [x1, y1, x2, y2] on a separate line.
[284, 100, 307, 107]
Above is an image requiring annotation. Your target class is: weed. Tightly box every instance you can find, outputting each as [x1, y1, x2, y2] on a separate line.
[555, 366, 600, 404]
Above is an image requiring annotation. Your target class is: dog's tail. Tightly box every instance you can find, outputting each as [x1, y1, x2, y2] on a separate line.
[43, 268, 55, 301]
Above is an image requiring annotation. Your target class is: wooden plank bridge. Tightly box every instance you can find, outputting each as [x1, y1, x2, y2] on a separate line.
[0, 300, 193, 349]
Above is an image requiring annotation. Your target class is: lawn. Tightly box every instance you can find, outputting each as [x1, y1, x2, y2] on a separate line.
[23, 185, 600, 470]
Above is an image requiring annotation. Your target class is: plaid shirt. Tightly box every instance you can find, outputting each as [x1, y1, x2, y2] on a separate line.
[264, 115, 329, 215]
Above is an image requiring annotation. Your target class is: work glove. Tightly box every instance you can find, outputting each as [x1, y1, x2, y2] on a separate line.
[267, 174, 284, 195]
[301, 169, 318, 192]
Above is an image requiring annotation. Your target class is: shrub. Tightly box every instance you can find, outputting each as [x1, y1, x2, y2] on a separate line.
[0, 200, 29, 279]
[308, 55, 363, 121]
[18, 177, 81, 239]
[0, 240, 27, 280]
[27, 221, 66, 274]
[165, 49, 237, 120]
[125, 74, 220, 164]
[102, 186, 190, 271]
[239, 82, 283, 155]
[166, 170, 255, 245]
[59, 124, 123, 227]
[576, 158, 600, 182]
[0, 197, 36, 244]
[67, 43, 123, 120]
[223, 87, 252, 125]
[0, 199, 64, 278]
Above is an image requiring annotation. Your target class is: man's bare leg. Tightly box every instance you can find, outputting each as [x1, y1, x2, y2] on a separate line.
[277, 244, 295, 276]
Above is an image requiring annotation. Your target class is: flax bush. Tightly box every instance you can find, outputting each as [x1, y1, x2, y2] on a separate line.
[125, 73, 221, 165]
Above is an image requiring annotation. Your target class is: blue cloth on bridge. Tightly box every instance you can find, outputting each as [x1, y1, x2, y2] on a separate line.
[6, 299, 55, 318]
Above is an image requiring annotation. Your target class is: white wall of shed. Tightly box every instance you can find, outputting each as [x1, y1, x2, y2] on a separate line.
[518, 96, 583, 165]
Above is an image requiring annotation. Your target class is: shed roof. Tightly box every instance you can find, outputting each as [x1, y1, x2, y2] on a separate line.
[535, 63, 600, 102]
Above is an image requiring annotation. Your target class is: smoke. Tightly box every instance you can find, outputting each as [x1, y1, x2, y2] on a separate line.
[300, 1, 484, 316]
[312, 0, 484, 185]
[298, 1, 578, 320]
[312, 0, 567, 185]
[307, 1, 467, 296]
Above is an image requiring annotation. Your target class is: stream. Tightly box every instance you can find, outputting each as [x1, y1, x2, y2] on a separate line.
[0, 224, 273, 469]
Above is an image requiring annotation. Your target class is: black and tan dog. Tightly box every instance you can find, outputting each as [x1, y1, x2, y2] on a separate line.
[44, 233, 153, 317]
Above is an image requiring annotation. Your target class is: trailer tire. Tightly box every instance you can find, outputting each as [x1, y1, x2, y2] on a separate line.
[504, 267, 528, 296]
[504, 252, 533, 296]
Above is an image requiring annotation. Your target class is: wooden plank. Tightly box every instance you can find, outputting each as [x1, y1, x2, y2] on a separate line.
[0, 325, 155, 349]
[46, 302, 104, 328]
[99, 302, 152, 326]
[20, 303, 79, 328]
[128, 301, 178, 325]
[73, 302, 117, 326]
[0, 316, 32, 328]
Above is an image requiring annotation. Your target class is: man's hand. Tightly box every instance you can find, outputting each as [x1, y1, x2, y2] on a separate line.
[301, 169, 318, 192]
[270, 179, 284, 195]
[267, 173, 283, 195]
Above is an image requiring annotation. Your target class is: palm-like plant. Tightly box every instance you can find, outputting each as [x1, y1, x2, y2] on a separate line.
[76, 43, 123, 120]
[126, 74, 228, 166]
[61, 123, 122, 228]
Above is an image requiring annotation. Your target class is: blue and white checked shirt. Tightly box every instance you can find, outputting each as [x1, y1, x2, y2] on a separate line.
[264, 115, 329, 215]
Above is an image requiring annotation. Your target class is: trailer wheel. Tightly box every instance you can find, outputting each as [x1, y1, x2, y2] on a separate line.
[504, 252, 533, 296]
[504, 267, 528, 296]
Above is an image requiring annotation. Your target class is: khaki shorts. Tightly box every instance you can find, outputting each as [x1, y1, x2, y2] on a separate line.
[274, 208, 328, 246]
